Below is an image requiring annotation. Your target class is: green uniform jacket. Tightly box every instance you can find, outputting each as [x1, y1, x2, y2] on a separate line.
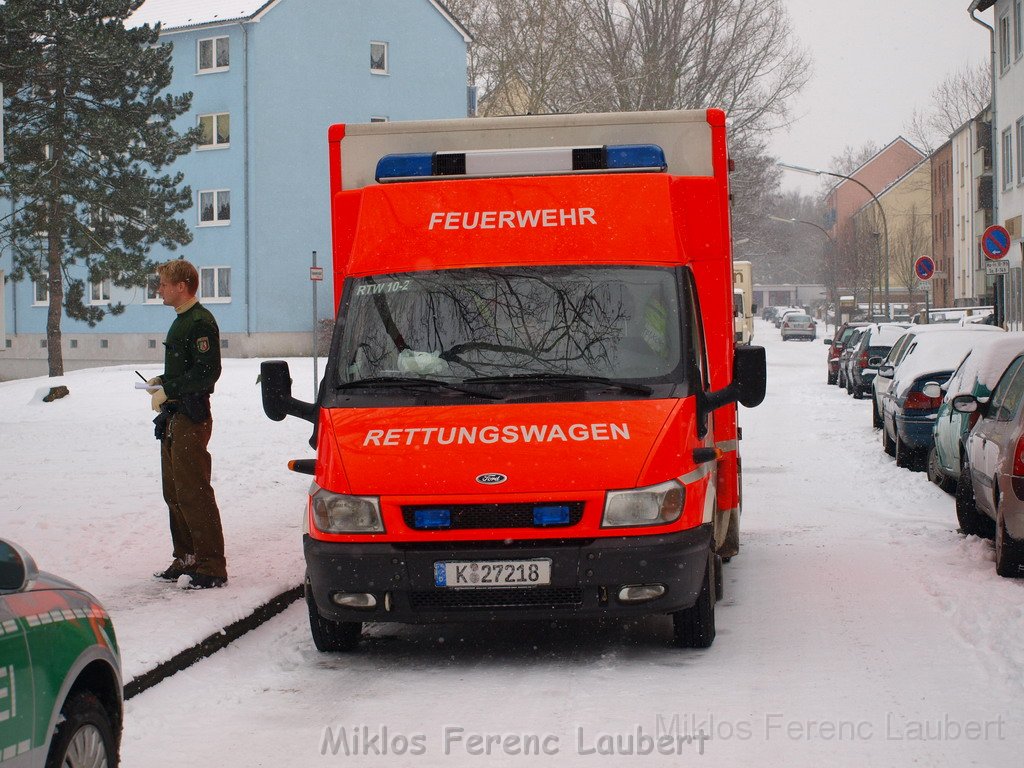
[161, 302, 222, 399]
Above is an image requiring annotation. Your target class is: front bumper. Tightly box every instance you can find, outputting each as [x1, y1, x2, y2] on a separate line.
[304, 525, 713, 624]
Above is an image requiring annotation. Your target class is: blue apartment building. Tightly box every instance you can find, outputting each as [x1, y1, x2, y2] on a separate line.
[0, 0, 470, 377]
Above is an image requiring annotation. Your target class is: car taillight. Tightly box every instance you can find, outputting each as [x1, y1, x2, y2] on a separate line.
[967, 411, 981, 430]
[1013, 436, 1024, 500]
[858, 351, 868, 368]
[904, 390, 942, 410]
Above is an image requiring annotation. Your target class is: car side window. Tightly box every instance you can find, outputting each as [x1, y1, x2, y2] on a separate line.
[988, 355, 1024, 421]
[886, 334, 910, 364]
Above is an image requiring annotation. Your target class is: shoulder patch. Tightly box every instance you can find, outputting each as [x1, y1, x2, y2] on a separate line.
[197, 337, 210, 353]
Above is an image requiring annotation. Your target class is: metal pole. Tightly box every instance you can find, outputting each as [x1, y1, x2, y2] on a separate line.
[312, 250, 318, 400]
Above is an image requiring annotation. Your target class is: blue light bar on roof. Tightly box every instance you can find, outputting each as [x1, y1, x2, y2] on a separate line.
[375, 144, 667, 182]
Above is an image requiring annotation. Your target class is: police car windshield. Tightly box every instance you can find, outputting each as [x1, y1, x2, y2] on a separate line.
[332, 266, 684, 395]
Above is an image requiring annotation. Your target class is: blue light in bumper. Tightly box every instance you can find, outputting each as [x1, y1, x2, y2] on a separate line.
[533, 505, 571, 526]
[414, 508, 451, 529]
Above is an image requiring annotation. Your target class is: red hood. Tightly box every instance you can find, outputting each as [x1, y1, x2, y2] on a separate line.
[320, 400, 681, 496]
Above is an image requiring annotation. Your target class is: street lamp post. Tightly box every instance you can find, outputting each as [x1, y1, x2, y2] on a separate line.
[778, 162, 892, 318]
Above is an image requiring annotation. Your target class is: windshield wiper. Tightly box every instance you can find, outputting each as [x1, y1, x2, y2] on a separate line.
[336, 376, 502, 400]
[465, 373, 653, 396]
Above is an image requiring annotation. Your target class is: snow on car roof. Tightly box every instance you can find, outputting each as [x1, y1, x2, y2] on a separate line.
[865, 324, 908, 346]
[893, 326, 1006, 395]
[943, 332, 1024, 399]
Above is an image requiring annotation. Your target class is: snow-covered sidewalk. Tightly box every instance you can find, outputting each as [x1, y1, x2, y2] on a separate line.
[0, 358, 317, 680]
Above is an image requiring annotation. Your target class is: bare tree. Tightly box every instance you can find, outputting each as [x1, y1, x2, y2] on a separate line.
[890, 203, 931, 303]
[904, 60, 991, 152]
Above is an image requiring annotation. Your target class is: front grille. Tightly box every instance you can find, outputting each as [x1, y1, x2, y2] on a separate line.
[402, 502, 584, 531]
[409, 587, 584, 611]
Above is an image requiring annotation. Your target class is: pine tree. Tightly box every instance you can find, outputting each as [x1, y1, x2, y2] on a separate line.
[0, 0, 198, 398]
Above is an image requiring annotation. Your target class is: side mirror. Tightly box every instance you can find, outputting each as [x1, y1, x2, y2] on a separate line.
[877, 365, 895, 379]
[922, 382, 943, 399]
[705, 346, 767, 412]
[261, 361, 318, 424]
[824, 338, 832, 346]
[0, 540, 38, 594]
[868, 356, 884, 367]
[952, 394, 978, 414]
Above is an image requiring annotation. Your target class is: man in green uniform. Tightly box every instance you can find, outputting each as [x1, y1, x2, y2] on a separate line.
[147, 259, 227, 589]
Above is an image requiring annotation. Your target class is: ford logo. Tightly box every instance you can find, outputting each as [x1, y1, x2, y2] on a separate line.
[476, 473, 508, 485]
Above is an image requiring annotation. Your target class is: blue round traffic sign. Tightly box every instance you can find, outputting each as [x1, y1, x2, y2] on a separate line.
[982, 225, 1011, 259]
[914, 255, 935, 281]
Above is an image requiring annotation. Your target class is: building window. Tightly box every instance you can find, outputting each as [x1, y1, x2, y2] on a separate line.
[1001, 12, 1012, 73]
[1018, 118, 1024, 185]
[221, 339, 229, 349]
[1017, 0, 1023, 59]
[70, 339, 78, 349]
[145, 273, 162, 303]
[33, 281, 48, 305]
[198, 113, 230, 149]
[148, 339, 157, 349]
[370, 41, 388, 74]
[100, 339, 108, 349]
[1003, 128, 1014, 190]
[369, 116, 389, 123]
[90, 278, 111, 304]
[199, 266, 231, 303]
[198, 36, 229, 73]
[198, 189, 231, 226]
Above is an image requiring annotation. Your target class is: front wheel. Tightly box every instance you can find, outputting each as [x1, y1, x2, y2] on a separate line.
[671, 553, 716, 648]
[307, 587, 362, 652]
[927, 446, 956, 494]
[882, 421, 896, 456]
[995, 504, 1024, 577]
[45, 691, 118, 768]
[872, 398, 883, 430]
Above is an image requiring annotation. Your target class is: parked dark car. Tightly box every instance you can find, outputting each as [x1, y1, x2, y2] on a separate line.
[845, 323, 909, 398]
[877, 326, 1004, 470]
[0, 539, 123, 766]
[825, 321, 868, 385]
[837, 328, 865, 390]
[930, 334, 1024, 494]
[953, 352, 1024, 576]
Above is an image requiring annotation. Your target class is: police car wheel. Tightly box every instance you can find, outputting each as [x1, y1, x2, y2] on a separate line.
[671, 553, 716, 649]
[45, 691, 117, 768]
[307, 591, 362, 652]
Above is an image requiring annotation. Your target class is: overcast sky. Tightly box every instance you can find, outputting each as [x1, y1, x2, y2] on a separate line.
[774, 0, 992, 196]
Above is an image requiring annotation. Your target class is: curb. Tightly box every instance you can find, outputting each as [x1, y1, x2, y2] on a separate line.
[124, 584, 304, 700]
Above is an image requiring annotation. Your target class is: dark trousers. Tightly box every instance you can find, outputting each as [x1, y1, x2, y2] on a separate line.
[160, 412, 227, 579]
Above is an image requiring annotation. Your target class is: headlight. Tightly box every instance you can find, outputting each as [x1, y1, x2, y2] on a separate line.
[602, 479, 685, 528]
[311, 489, 384, 533]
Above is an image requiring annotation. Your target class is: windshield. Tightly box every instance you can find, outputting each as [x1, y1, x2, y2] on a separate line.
[327, 266, 685, 404]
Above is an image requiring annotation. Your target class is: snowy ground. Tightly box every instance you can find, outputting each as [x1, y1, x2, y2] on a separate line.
[4, 320, 1023, 766]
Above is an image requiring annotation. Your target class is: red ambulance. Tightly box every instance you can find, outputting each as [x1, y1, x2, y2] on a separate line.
[261, 109, 766, 651]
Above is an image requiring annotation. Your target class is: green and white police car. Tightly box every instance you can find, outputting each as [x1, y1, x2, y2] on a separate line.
[0, 539, 122, 767]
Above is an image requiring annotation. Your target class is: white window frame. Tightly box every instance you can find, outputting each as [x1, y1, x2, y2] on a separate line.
[198, 36, 230, 74]
[1000, 12, 1012, 74]
[90, 278, 111, 304]
[198, 189, 231, 227]
[370, 41, 389, 74]
[1003, 127, 1014, 190]
[145, 273, 162, 304]
[1016, 0, 1023, 60]
[1018, 117, 1024, 186]
[33, 281, 48, 306]
[197, 112, 230, 150]
[199, 266, 232, 304]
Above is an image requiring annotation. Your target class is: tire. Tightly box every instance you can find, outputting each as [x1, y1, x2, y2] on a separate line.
[827, 370, 837, 385]
[838, 369, 846, 389]
[927, 446, 956, 494]
[895, 432, 923, 471]
[307, 587, 362, 652]
[995, 503, 1024, 577]
[955, 458, 996, 538]
[882, 421, 896, 456]
[45, 690, 118, 768]
[845, 377, 854, 396]
[872, 399, 883, 430]
[671, 553, 716, 649]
